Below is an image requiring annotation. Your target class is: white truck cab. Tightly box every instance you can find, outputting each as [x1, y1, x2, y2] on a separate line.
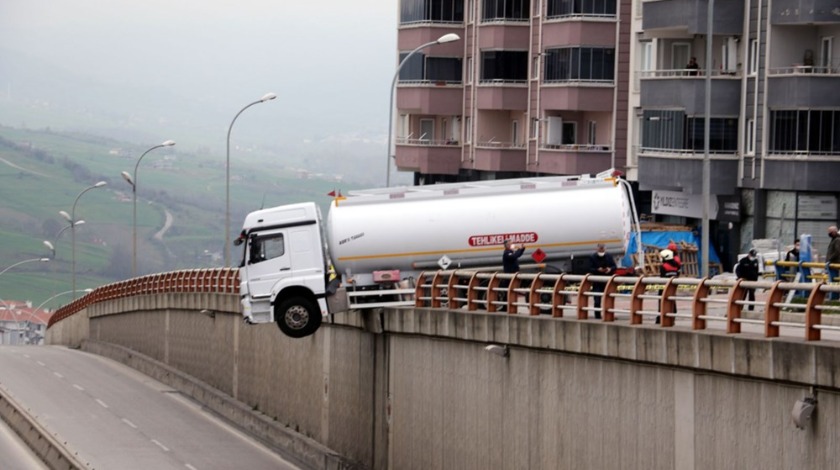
[236, 202, 329, 337]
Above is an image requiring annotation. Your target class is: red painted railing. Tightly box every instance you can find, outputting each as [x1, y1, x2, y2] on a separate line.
[47, 268, 239, 328]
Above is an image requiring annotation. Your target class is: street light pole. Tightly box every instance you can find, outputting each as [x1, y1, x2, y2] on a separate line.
[122, 140, 176, 277]
[386, 33, 460, 187]
[701, 0, 714, 277]
[225, 92, 276, 266]
[64, 181, 107, 299]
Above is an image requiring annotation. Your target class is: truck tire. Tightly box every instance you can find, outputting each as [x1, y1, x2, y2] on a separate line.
[275, 297, 322, 338]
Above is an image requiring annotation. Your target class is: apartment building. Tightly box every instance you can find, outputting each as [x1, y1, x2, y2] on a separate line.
[394, 0, 632, 184]
[629, 0, 840, 263]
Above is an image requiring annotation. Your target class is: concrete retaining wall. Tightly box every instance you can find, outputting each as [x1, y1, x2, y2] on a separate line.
[47, 294, 840, 469]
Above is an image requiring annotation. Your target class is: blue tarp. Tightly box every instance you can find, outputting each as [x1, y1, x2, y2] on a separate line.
[620, 231, 720, 268]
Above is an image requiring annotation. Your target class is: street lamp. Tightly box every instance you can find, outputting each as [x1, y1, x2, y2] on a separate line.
[122, 140, 176, 276]
[225, 92, 277, 266]
[63, 181, 107, 299]
[0, 256, 50, 279]
[386, 33, 460, 187]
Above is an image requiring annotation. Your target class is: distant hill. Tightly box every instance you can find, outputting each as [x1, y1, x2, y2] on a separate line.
[0, 125, 365, 308]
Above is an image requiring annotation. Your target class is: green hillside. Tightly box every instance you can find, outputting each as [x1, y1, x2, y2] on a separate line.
[0, 125, 359, 309]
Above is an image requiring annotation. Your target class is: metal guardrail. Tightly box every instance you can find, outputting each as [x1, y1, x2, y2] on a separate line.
[414, 270, 840, 341]
[47, 268, 239, 328]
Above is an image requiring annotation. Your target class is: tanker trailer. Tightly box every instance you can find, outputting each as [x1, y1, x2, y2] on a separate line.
[236, 171, 640, 338]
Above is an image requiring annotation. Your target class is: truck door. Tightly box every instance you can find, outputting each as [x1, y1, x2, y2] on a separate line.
[243, 230, 290, 301]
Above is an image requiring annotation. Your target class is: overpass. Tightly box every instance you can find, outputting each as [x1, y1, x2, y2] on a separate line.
[31, 268, 840, 469]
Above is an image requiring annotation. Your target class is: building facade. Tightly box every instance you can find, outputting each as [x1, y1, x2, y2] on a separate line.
[627, 0, 840, 265]
[394, 0, 632, 184]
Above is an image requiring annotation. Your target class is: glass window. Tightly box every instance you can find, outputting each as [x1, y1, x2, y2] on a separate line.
[249, 233, 285, 264]
[482, 0, 530, 21]
[544, 47, 614, 82]
[401, 0, 465, 24]
[546, 0, 616, 17]
[481, 50, 528, 81]
[398, 53, 463, 83]
[641, 110, 737, 153]
[749, 39, 758, 75]
[770, 110, 840, 154]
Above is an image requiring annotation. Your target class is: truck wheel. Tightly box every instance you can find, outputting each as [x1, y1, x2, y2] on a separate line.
[275, 297, 321, 338]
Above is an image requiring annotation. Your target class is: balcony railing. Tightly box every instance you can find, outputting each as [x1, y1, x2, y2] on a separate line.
[540, 143, 612, 152]
[639, 69, 741, 78]
[397, 79, 463, 86]
[769, 66, 840, 76]
[475, 140, 526, 149]
[639, 147, 738, 157]
[478, 79, 528, 86]
[397, 137, 461, 146]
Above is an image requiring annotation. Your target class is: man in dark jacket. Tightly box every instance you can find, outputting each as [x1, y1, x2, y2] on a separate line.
[736, 249, 760, 311]
[828, 226, 840, 300]
[589, 243, 616, 319]
[502, 239, 526, 273]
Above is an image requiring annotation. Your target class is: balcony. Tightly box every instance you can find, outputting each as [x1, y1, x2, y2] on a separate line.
[531, 145, 612, 175]
[642, 0, 743, 35]
[540, 84, 614, 112]
[475, 81, 528, 110]
[639, 70, 741, 115]
[763, 154, 840, 192]
[771, 0, 840, 24]
[637, 148, 739, 194]
[477, 23, 530, 49]
[395, 138, 462, 175]
[767, 67, 840, 108]
[397, 82, 464, 115]
[472, 141, 527, 172]
[541, 20, 616, 47]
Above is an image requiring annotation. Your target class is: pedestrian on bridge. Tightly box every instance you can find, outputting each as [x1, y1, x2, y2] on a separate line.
[589, 243, 616, 319]
[736, 249, 760, 311]
[828, 226, 840, 300]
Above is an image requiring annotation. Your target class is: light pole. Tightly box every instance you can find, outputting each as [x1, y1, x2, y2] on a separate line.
[701, 0, 714, 277]
[63, 181, 107, 299]
[20, 288, 93, 345]
[0, 256, 50, 279]
[225, 92, 276, 266]
[122, 140, 176, 276]
[386, 33, 460, 187]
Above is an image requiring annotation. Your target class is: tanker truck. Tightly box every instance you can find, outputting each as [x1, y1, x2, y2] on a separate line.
[235, 171, 640, 338]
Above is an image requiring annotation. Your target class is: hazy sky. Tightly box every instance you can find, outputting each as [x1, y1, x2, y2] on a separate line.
[0, 0, 397, 146]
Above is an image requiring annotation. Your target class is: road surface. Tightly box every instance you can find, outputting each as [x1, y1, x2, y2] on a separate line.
[0, 346, 301, 470]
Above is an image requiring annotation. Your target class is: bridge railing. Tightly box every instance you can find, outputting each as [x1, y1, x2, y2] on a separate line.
[415, 270, 840, 341]
[47, 268, 239, 328]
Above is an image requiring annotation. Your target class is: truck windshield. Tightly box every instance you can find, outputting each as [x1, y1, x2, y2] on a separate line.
[248, 233, 285, 265]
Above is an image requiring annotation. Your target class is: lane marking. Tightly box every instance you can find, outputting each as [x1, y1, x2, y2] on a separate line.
[122, 418, 138, 429]
[185, 465, 198, 470]
[95, 399, 109, 409]
[54, 372, 64, 379]
[73, 384, 85, 391]
[151, 439, 170, 452]
[36, 361, 46, 366]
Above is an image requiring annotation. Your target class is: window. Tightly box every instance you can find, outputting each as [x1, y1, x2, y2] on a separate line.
[482, 0, 530, 21]
[420, 119, 435, 142]
[749, 39, 758, 75]
[770, 110, 840, 154]
[546, 0, 616, 18]
[398, 53, 463, 83]
[532, 55, 539, 79]
[467, 57, 474, 83]
[746, 119, 755, 155]
[563, 121, 577, 145]
[531, 118, 539, 139]
[249, 233, 284, 265]
[641, 110, 738, 152]
[640, 41, 653, 72]
[821, 37, 834, 71]
[588, 120, 597, 145]
[544, 47, 615, 82]
[671, 43, 690, 70]
[468, 0, 474, 22]
[481, 50, 528, 81]
[401, 0, 464, 24]
[512, 120, 519, 145]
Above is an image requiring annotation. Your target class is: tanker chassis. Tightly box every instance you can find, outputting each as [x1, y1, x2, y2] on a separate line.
[235, 171, 640, 338]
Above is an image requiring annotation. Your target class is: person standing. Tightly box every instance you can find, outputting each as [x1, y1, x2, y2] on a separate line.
[736, 249, 760, 311]
[589, 243, 616, 319]
[686, 57, 700, 76]
[785, 239, 801, 281]
[827, 226, 840, 299]
[502, 239, 526, 273]
[656, 248, 682, 324]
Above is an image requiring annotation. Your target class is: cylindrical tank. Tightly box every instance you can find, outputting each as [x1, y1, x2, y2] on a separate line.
[326, 177, 634, 281]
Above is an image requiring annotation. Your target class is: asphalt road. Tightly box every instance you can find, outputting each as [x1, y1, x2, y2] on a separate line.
[0, 346, 300, 470]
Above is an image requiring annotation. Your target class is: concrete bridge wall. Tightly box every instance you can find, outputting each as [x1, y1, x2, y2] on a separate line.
[47, 292, 840, 469]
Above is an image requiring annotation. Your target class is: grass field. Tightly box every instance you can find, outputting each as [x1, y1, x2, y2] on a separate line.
[0, 125, 361, 308]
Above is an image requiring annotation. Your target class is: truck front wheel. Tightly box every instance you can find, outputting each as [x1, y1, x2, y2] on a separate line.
[275, 297, 322, 338]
